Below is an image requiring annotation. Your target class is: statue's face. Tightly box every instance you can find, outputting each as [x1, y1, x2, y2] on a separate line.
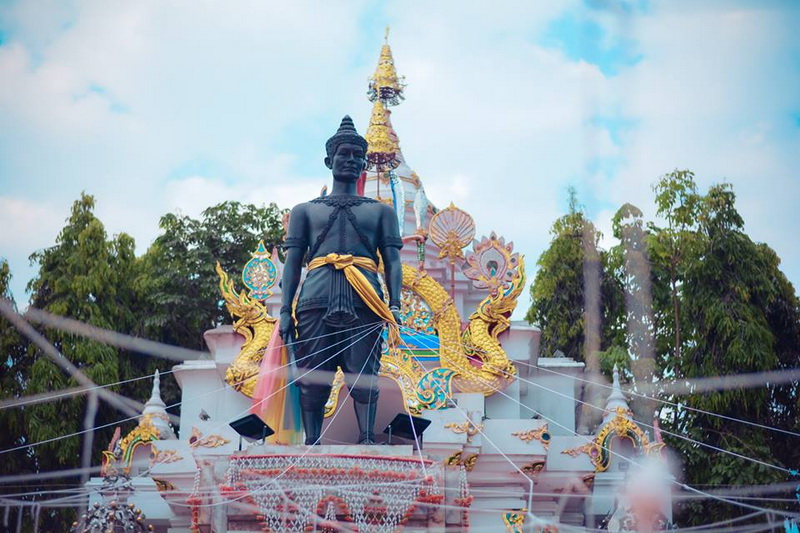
[326, 142, 366, 183]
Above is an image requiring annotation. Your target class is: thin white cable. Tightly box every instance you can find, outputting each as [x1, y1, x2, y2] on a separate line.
[507, 365, 793, 475]
[200, 327, 386, 533]
[413, 360, 536, 520]
[517, 358, 800, 439]
[419, 327, 799, 521]
[0, 324, 386, 529]
[456, 356, 800, 520]
[421, 319, 800, 439]
[0, 369, 172, 410]
[0, 321, 384, 456]
[138, 323, 382, 465]
[9, 312, 788, 524]
[129, 477, 799, 507]
[424, 327, 795, 475]
[0, 318, 384, 411]
[52, 327, 383, 533]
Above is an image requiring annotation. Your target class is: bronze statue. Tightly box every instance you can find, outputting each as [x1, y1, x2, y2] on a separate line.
[280, 116, 403, 445]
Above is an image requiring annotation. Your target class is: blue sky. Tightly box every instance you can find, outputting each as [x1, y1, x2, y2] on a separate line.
[1, 0, 799, 319]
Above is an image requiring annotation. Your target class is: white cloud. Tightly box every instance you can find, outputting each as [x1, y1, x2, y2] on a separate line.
[0, 196, 70, 302]
[603, 1, 800, 285]
[1, 0, 798, 316]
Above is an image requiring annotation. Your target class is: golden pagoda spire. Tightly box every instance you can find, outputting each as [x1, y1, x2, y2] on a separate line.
[368, 26, 405, 107]
[365, 99, 400, 171]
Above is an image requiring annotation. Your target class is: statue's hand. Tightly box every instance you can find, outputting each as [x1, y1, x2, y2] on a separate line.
[279, 310, 295, 347]
[391, 309, 403, 326]
[388, 302, 402, 327]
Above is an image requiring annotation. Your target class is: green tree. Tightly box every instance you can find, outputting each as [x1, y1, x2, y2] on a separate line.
[17, 194, 173, 529]
[139, 201, 286, 350]
[526, 190, 624, 362]
[0, 260, 34, 478]
[647, 173, 800, 523]
[649, 170, 701, 363]
[530, 172, 799, 525]
[605, 203, 658, 423]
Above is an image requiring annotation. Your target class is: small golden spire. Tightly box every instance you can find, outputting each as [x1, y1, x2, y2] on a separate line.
[369, 29, 405, 107]
[365, 100, 399, 171]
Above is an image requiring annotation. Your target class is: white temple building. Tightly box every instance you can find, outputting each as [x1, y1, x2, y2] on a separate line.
[80, 33, 673, 533]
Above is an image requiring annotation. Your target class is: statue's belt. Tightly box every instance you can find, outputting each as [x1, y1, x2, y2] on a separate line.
[306, 253, 400, 347]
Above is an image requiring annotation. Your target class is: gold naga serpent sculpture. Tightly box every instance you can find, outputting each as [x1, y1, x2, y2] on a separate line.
[216, 240, 524, 415]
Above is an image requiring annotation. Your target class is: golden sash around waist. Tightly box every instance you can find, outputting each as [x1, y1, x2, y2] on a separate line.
[306, 253, 400, 347]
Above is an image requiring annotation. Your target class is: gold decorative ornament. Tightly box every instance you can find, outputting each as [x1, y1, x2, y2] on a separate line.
[502, 510, 526, 533]
[444, 451, 463, 467]
[188, 427, 230, 449]
[216, 240, 523, 412]
[561, 408, 651, 472]
[444, 418, 483, 444]
[150, 447, 182, 466]
[216, 261, 276, 397]
[442, 451, 478, 471]
[463, 453, 479, 472]
[511, 424, 551, 450]
[562, 442, 600, 460]
[463, 232, 521, 296]
[400, 288, 436, 335]
[519, 460, 546, 478]
[428, 202, 475, 264]
[240, 240, 279, 301]
[117, 414, 161, 472]
[323, 368, 346, 417]
[153, 478, 177, 492]
[368, 26, 406, 107]
[457, 255, 524, 393]
[365, 100, 400, 172]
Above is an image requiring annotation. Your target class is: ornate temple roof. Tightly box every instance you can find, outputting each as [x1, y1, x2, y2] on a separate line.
[364, 99, 400, 170]
[368, 27, 405, 107]
[362, 31, 434, 235]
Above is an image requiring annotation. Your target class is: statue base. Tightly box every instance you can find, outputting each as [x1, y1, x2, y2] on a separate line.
[217, 445, 445, 533]
[239, 443, 416, 457]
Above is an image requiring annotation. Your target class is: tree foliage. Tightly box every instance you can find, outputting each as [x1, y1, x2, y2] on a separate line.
[648, 175, 800, 522]
[531, 171, 799, 524]
[138, 201, 285, 350]
[1, 194, 170, 529]
[0, 195, 287, 529]
[24, 194, 150, 466]
[526, 190, 624, 362]
[0, 260, 34, 479]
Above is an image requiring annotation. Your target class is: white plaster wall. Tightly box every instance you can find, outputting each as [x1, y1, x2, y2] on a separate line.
[172, 359, 249, 443]
[484, 376, 520, 419]
[520, 358, 584, 436]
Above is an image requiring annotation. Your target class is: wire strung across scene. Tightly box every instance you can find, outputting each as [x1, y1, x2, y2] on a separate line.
[2, 303, 798, 531]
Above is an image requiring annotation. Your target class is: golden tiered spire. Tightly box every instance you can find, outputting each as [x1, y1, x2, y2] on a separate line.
[365, 99, 400, 171]
[368, 26, 405, 106]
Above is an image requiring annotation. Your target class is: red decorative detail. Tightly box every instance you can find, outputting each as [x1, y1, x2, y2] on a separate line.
[221, 454, 442, 532]
[357, 171, 367, 196]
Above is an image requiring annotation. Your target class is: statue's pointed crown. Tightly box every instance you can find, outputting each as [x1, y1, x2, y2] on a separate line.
[325, 115, 368, 158]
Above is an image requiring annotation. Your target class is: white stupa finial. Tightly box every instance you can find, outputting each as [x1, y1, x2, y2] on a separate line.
[151, 370, 161, 402]
[602, 364, 631, 424]
[141, 369, 176, 439]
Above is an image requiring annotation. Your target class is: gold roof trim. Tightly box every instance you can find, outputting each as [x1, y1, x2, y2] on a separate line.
[368, 26, 405, 105]
[365, 100, 400, 157]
